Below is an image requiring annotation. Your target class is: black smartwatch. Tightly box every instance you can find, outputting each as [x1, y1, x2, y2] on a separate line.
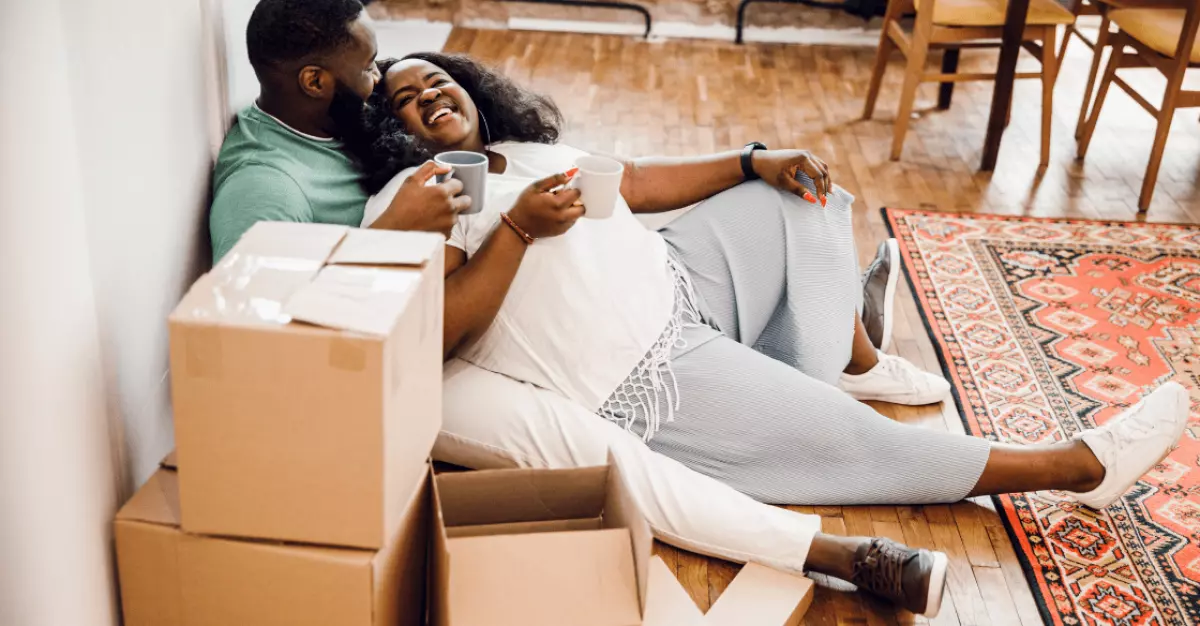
[741, 142, 767, 180]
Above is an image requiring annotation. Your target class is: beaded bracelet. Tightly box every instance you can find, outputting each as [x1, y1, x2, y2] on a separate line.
[500, 212, 535, 245]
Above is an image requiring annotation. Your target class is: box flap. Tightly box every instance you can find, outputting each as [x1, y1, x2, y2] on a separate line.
[641, 556, 703, 626]
[446, 517, 602, 538]
[435, 466, 608, 528]
[429, 475, 451, 626]
[603, 451, 655, 612]
[372, 465, 433, 626]
[172, 259, 320, 327]
[703, 563, 813, 626]
[116, 469, 181, 527]
[283, 265, 423, 336]
[328, 229, 444, 267]
[171, 222, 346, 327]
[222, 221, 349, 263]
[445, 529, 641, 626]
[161, 450, 178, 470]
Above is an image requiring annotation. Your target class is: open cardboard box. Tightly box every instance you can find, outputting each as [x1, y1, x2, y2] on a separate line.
[430, 454, 814, 626]
[113, 461, 431, 626]
[169, 222, 444, 549]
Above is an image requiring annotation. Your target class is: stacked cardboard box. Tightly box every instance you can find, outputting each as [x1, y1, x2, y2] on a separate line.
[115, 221, 815, 625]
[115, 222, 445, 625]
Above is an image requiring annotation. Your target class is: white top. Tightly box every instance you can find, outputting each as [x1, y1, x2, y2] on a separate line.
[364, 142, 674, 411]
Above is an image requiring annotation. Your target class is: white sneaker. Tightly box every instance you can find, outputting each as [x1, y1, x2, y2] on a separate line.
[1070, 382, 1191, 509]
[838, 351, 952, 405]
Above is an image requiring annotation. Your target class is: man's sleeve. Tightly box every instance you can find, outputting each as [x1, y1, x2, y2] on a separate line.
[209, 165, 314, 263]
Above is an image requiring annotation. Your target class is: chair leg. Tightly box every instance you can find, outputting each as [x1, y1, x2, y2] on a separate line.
[1076, 13, 1112, 139]
[938, 48, 960, 110]
[1057, 25, 1072, 64]
[1077, 36, 1121, 160]
[863, 0, 907, 120]
[1140, 79, 1184, 213]
[891, 18, 931, 160]
[863, 29, 897, 120]
[1040, 26, 1059, 168]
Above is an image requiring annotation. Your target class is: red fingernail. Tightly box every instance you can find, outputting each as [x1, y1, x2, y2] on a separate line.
[565, 168, 579, 178]
[820, 195, 827, 207]
[803, 192, 816, 203]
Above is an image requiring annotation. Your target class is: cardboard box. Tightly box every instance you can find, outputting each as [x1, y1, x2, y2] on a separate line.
[430, 458, 814, 626]
[169, 222, 444, 548]
[114, 463, 431, 626]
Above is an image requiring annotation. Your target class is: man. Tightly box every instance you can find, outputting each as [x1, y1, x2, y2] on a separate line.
[209, 0, 467, 262]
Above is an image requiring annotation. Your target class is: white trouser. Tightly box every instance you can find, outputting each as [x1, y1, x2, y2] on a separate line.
[436, 359, 820, 574]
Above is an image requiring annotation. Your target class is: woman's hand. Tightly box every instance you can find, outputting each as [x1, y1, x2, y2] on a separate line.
[507, 172, 585, 239]
[751, 150, 832, 207]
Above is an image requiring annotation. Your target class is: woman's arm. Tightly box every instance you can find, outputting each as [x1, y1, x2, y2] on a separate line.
[619, 149, 832, 214]
[442, 230, 526, 358]
[620, 151, 744, 214]
[441, 173, 584, 358]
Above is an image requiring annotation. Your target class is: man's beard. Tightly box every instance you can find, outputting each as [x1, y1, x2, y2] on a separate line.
[328, 82, 374, 148]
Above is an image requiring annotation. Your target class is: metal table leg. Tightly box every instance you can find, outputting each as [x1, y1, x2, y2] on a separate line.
[499, 0, 653, 38]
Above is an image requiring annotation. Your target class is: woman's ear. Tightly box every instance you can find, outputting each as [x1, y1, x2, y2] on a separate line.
[297, 65, 331, 99]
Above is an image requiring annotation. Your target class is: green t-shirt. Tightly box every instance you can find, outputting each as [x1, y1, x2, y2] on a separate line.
[209, 105, 368, 263]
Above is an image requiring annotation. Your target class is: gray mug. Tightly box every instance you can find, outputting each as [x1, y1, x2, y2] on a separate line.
[434, 151, 488, 215]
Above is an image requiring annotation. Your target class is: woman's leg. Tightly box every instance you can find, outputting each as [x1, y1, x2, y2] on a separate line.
[647, 330, 1188, 509]
[658, 180, 859, 386]
[658, 181, 949, 405]
[844, 316, 881, 376]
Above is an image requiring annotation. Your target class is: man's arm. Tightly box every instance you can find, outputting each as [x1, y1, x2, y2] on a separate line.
[209, 165, 314, 263]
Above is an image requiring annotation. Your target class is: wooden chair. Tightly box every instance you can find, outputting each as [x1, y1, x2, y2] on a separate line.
[1061, 1, 1186, 140]
[1077, 4, 1200, 212]
[863, 0, 1075, 166]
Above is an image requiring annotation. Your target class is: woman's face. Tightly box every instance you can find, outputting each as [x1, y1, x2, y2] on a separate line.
[384, 59, 480, 151]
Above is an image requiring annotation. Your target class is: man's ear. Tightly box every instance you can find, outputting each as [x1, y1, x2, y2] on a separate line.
[297, 65, 332, 99]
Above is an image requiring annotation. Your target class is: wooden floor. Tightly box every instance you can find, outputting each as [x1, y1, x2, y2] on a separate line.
[440, 27, 1200, 625]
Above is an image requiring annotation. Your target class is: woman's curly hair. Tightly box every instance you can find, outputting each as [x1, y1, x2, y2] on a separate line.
[351, 52, 565, 194]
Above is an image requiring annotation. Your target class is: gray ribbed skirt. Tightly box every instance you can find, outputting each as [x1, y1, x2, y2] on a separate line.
[615, 181, 990, 506]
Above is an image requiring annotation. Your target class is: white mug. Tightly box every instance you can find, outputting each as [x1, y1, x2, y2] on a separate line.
[568, 155, 624, 220]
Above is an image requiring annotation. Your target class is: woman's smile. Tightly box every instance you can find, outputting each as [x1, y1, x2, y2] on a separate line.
[422, 99, 459, 126]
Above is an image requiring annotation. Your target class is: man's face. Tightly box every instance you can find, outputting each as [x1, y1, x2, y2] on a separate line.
[325, 12, 381, 103]
[322, 12, 381, 138]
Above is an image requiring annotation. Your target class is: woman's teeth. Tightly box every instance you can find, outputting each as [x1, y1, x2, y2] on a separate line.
[428, 108, 453, 124]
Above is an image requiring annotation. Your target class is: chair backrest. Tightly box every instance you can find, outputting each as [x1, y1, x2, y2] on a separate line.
[1173, 3, 1200, 65]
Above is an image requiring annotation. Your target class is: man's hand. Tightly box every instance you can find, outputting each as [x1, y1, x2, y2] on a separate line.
[751, 149, 832, 207]
[507, 172, 585, 240]
[370, 160, 472, 236]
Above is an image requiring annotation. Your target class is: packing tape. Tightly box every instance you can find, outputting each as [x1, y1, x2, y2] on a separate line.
[185, 326, 224, 380]
[328, 337, 367, 372]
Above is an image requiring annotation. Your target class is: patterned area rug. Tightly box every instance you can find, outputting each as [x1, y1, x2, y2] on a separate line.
[884, 209, 1200, 626]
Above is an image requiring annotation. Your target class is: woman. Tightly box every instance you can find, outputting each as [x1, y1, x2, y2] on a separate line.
[353, 53, 1190, 616]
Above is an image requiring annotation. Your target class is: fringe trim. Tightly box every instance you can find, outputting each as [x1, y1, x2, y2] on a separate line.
[598, 255, 703, 442]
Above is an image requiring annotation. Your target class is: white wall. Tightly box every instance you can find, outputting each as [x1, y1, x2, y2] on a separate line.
[0, 2, 452, 623]
[60, 0, 216, 493]
[0, 2, 121, 625]
[1, 0, 216, 623]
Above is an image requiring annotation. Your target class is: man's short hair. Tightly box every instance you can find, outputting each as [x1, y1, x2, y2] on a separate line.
[247, 0, 365, 72]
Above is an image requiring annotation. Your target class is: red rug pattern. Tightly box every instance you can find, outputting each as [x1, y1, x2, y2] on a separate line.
[884, 209, 1200, 626]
